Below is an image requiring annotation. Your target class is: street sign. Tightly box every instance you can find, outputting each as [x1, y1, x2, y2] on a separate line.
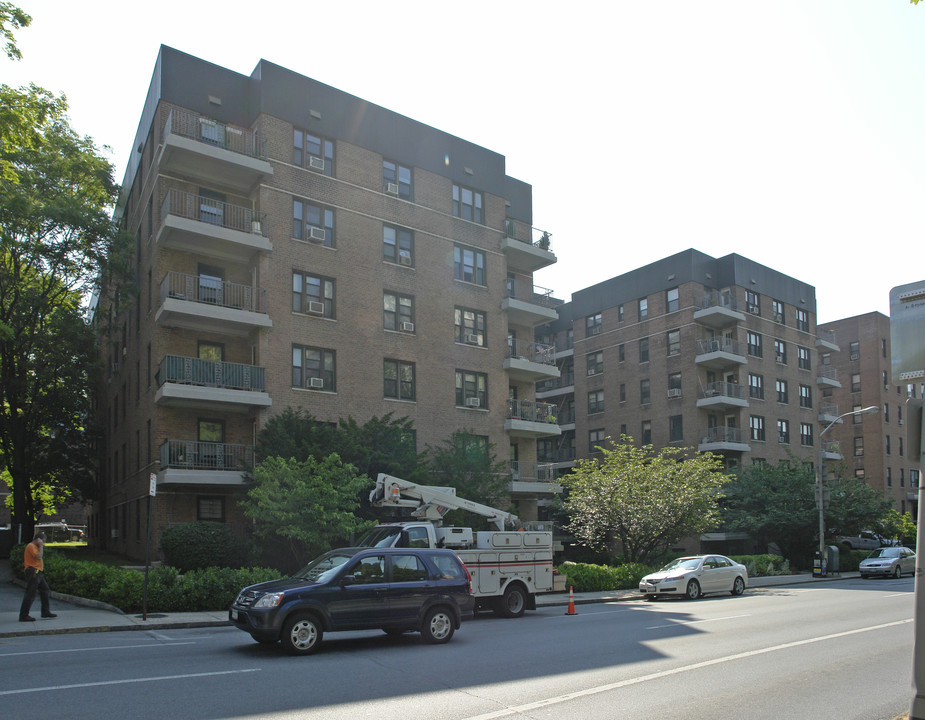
[890, 281, 925, 386]
[149, 473, 157, 497]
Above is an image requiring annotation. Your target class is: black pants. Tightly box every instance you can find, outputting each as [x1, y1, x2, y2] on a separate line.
[20, 568, 51, 619]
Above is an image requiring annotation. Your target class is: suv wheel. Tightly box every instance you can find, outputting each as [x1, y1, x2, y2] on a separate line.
[421, 607, 455, 644]
[282, 614, 323, 655]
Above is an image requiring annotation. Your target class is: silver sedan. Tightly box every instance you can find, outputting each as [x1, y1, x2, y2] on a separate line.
[859, 546, 916, 579]
[639, 554, 748, 600]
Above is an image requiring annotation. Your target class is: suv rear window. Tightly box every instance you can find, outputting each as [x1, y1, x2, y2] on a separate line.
[427, 552, 466, 580]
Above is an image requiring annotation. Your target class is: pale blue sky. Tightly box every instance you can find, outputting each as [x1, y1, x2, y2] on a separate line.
[5, 0, 924, 323]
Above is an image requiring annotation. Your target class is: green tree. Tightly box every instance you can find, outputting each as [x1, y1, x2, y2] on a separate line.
[559, 437, 728, 563]
[0, 79, 124, 538]
[876, 509, 917, 546]
[0, 2, 29, 61]
[240, 455, 372, 572]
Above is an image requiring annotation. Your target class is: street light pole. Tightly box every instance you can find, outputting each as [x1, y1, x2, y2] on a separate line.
[816, 405, 880, 573]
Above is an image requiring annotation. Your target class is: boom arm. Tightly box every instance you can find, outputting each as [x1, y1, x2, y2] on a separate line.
[370, 473, 522, 531]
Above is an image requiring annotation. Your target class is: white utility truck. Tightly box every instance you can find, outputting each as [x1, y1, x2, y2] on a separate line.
[360, 473, 554, 617]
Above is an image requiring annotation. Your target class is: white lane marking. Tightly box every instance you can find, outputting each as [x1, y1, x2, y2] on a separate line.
[0, 642, 195, 658]
[462, 618, 913, 720]
[645, 613, 751, 629]
[0, 668, 260, 696]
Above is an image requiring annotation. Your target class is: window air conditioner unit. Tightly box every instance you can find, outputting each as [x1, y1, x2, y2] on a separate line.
[668, 388, 682, 398]
[309, 155, 325, 171]
[776, 355, 785, 363]
[588, 368, 598, 376]
[386, 182, 399, 195]
[110, 528, 119, 539]
[465, 333, 480, 345]
[748, 304, 759, 314]
[779, 435, 788, 443]
[398, 252, 412, 267]
[466, 397, 481, 408]
[401, 321, 415, 332]
[309, 377, 325, 389]
[308, 226, 325, 243]
[307, 301, 325, 315]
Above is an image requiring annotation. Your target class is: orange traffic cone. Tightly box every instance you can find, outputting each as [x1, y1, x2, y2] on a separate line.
[565, 586, 578, 615]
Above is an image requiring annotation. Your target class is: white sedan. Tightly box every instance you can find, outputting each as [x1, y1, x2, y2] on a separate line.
[639, 555, 748, 600]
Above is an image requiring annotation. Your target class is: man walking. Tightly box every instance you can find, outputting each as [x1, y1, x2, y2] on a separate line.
[19, 532, 57, 622]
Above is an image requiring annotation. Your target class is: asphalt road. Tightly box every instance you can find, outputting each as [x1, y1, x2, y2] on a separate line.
[0, 575, 914, 720]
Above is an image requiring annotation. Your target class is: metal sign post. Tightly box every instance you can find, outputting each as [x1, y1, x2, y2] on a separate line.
[142, 473, 156, 621]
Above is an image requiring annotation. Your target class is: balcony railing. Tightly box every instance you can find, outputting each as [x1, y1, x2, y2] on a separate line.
[696, 338, 746, 356]
[160, 440, 254, 471]
[695, 291, 740, 312]
[160, 271, 267, 314]
[161, 188, 267, 236]
[164, 108, 267, 160]
[503, 220, 554, 252]
[817, 365, 840, 383]
[701, 426, 749, 445]
[699, 381, 747, 401]
[504, 279, 557, 308]
[507, 399, 558, 423]
[156, 355, 266, 392]
[506, 339, 556, 366]
[509, 461, 558, 483]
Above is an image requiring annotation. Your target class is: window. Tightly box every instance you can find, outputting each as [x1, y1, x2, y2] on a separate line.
[854, 436, 864, 457]
[798, 346, 811, 370]
[800, 423, 814, 446]
[666, 287, 679, 313]
[454, 245, 486, 285]
[381, 229, 413, 270]
[391, 554, 427, 581]
[618, 344, 625, 362]
[588, 390, 604, 414]
[638, 297, 648, 319]
[669, 415, 683, 442]
[292, 272, 335, 318]
[776, 379, 789, 404]
[747, 331, 762, 357]
[772, 299, 785, 324]
[618, 304, 625, 322]
[851, 373, 861, 392]
[746, 290, 760, 314]
[640, 379, 651, 405]
[454, 307, 486, 346]
[383, 160, 412, 199]
[668, 372, 682, 396]
[667, 329, 681, 356]
[641, 420, 652, 445]
[293, 199, 335, 247]
[292, 346, 336, 391]
[639, 338, 649, 363]
[455, 370, 487, 408]
[799, 384, 812, 408]
[749, 373, 764, 400]
[849, 341, 860, 361]
[586, 313, 602, 336]
[384, 292, 414, 332]
[796, 308, 809, 331]
[197, 496, 225, 522]
[750, 415, 766, 442]
[586, 351, 603, 376]
[619, 383, 626, 402]
[774, 339, 787, 364]
[348, 555, 386, 585]
[384, 359, 415, 400]
[452, 184, 483, 223]
[777, 419, 790, 444]
[294, 129, 334, 175]
[589, 428, 606, 453]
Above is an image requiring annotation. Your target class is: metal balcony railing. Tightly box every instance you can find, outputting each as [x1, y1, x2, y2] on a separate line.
[817, 365, 840, 382]
[701, 426, 749, 444]
[160, 440, 254, 471]
[160, 271, 267, 314]
[819, 401, 839, 417]
[503, 219, 554, 252]
[506, 339, 556, 366]
[696, 338, 746, 356]
[161, 188, 267, 236]
[156, 355, 266, 392]
[695, 291, 740, 312]
[507, 399, 558, 423]
[509, 461, 558, 483]
[700, 381, 747, 400]
[504, 278, 557, 308]
[164, 108, 267, 160]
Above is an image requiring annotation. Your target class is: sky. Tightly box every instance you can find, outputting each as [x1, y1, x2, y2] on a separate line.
[3, 0, 924, 323]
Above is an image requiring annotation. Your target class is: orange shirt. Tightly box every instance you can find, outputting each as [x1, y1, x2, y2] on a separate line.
[24, 541, 43, 572]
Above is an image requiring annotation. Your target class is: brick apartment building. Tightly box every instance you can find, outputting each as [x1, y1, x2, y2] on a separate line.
[818, 312, 922, 517]
[91, 46, 561, 560]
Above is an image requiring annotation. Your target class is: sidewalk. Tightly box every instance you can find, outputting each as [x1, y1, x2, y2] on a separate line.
[0, 560, 860, 639]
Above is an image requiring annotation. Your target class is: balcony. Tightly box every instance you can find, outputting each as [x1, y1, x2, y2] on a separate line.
[696, 381, 748, 410]
[536, 372, 575, 399]
[157, 189, 272, 261]
[816, 365, 842, 389]
[504, 339, 560, 382]
[698, 426, 751, 453]
[693, 292, 745, 328]
[502, 279, 559, 326]
[508, 461, 561, 494]
[818, 402, 842, 425]
[694, 338, 747, 369]
[501, 221, 557, 273]
[155, 271, 272, 335]
[822, 441, 843, 461]
[816, 329, 840, 352]
[159, 109, 273, 194]
[505, 399, 561, 438]
[154, 355, 271, 411]
[158, 440, 254, 486]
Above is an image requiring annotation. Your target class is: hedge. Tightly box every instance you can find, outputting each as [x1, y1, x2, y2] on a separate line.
[159, 521, 255, 573]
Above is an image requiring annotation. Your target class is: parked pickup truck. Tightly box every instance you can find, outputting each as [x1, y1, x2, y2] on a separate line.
[836, 531, 884, 551]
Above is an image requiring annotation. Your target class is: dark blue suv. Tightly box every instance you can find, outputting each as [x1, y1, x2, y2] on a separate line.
[229, 547, 475, 655]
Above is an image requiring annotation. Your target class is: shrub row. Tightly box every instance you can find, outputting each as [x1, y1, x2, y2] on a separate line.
[9, 544, 281, 614]
[729, 554, 791, 577]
